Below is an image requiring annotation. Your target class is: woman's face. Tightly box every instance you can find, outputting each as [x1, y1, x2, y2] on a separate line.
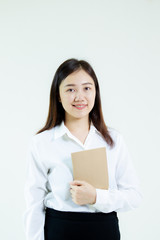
[59, 69, 96, 122]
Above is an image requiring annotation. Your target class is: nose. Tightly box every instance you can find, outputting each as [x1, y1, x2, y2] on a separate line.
[74, 90, 85, 101]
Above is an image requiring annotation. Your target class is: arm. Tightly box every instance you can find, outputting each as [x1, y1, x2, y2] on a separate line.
[23, 137, 48, 240]
[90, 134, 143, 213]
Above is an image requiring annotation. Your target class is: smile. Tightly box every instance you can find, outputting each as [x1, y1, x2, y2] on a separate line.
[73, 105, 87, 110]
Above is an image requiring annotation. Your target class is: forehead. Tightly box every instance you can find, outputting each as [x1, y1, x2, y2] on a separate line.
[61, 69, 94, 86]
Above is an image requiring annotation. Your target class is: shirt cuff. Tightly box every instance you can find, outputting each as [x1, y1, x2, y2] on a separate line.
[89, 188, 109, 209]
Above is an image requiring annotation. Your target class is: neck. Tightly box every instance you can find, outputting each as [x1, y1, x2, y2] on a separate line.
[64, 117, 91, 133]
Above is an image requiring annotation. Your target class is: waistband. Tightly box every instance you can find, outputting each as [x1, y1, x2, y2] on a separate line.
[45, 207, 117, 221]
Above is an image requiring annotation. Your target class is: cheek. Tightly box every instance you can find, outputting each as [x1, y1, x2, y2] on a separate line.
[88, 92, 96, 102]
[62, 94, 74, 104]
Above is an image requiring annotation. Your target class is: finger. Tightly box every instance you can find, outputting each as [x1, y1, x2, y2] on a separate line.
[70, 189, 74, 195]
[70, 180, 84, 186]
[70, 185, 77, 191]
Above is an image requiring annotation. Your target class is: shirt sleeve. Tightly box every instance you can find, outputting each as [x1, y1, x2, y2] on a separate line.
[90, 134, 143, 213]
[23, 136, 48, 240]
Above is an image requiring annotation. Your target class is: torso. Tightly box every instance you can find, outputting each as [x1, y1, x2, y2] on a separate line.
[70, 131, 89, 144]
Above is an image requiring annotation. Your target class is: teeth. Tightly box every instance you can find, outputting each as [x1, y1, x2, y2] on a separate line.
[75, 105, 85, 107]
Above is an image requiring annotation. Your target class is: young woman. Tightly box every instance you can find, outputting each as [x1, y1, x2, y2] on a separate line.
[24, 58, 142, 240]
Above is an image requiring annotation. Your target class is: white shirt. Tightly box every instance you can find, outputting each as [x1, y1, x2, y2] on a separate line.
[24, 121, 142, 240]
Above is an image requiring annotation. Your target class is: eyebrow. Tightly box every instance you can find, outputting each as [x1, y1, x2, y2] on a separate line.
[64, 82, 93, 88]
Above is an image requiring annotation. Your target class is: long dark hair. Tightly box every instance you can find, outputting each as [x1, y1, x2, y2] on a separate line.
[36, 58, 114, 147]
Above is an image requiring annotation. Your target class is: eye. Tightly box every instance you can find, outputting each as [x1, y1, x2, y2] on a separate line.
[67, 89, 75, 92]
[85, 87, 90, 90]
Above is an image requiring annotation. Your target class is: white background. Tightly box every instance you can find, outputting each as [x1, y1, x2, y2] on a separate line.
[0, 0, 160, 239]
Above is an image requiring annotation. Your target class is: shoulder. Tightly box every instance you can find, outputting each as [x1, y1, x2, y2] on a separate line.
[29, 128, 55, 147]
[107, 126, 125, 148]
[107, 126, 122, 140]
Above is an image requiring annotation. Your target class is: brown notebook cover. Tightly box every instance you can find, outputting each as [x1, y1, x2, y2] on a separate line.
[71, 147, 109, 189]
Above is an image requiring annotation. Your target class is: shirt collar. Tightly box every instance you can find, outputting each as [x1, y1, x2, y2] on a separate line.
[52, 120, 99, 141]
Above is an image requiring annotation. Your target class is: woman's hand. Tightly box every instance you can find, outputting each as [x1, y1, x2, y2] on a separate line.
[70, 180, 96, 206]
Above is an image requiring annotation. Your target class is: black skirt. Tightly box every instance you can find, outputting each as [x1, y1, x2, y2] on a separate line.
[44, 208, 120, 240]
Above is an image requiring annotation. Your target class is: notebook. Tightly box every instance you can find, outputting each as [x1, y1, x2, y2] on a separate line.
[71, 147, 109, 189]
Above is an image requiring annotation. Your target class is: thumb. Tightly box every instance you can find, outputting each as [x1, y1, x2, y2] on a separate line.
[70, 180, 84, 186]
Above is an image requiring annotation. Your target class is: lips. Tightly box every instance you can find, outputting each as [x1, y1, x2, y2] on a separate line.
[73, 104, 87, 107]
[72, 104, 87, 109]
